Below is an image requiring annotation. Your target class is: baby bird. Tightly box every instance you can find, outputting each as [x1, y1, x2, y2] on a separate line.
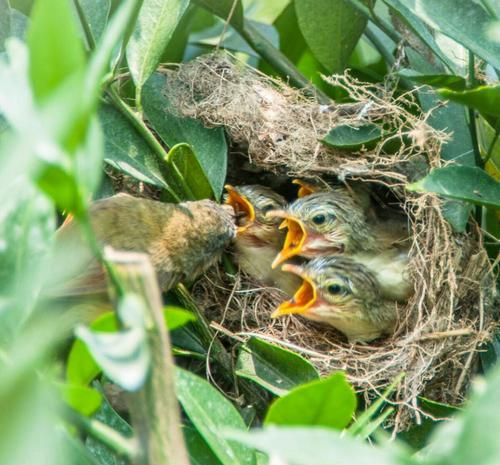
[46, 193, 236, 298]
[224, 184, 301, 296]
[272, 256, 398, 343]
[269, 191, 411, 301]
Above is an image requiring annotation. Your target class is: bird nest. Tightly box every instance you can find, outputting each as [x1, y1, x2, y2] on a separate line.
[162, 52, 496, 430]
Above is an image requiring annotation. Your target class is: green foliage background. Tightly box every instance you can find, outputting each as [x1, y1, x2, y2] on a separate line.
[0, 0, 499, 464]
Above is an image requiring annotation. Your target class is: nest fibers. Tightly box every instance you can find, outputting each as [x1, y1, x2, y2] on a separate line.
[163, 53, 496, 430]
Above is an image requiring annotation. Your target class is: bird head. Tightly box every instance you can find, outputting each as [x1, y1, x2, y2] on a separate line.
[224, 184, 286, 244]
[272, 256, 393, 342]
[268, 192, 375, 268]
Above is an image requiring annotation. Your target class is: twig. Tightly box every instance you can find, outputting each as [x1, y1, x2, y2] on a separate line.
[106, 249, 190, 465]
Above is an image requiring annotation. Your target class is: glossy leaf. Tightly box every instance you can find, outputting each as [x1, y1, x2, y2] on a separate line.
[244, 0, 290, 23]
[99, 104, 170, 189]
[227, 427, 405, 465]
[126, 0, 190, 101]
[235, 337, 319, 396]
[295, 0, 367, 73]
[407, 166, 500, 208]
[175, 368, 256, 465]
[27, 0, 86, 101]
[264, 372, 356, 430]
[411, 0, 500, 70]
[322, 124, 382, 150]
[0, 0, 10, 52]
[397, 69, 466, 91]
[56, 383, 102, 416]
[439, 85, 500, 118]
[166, 143, 213, 200]
[142, 73, 228, 198]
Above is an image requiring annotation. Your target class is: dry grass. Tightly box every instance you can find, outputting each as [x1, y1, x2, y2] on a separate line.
[164, 52, 496, 430]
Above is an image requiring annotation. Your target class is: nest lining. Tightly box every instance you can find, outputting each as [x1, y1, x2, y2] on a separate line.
[163, 52, 495, 430]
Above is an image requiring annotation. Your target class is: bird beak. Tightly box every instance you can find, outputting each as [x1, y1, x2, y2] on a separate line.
[224, 184, 256, 234]
[272, 264, 317, 317]
[292, 179, 316, 198]
[266, 210, 307, 268]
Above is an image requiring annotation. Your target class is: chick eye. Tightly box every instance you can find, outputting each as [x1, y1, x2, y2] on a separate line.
[327, 284, 344, 295]
[261, 204, 275, 214]
[312, 214, 326, 225]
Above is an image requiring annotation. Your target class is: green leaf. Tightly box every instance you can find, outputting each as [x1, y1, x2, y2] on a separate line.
[99, 104, 170, 189]
[410, 0, 500, 70]
[321, 124, 382, 150]
[86, 382, 133, 465]
[244, 0, 290, 23]
[126, 0, 190, 103]
[27, 0, 86, 101]
[227, 427, 406, 465]
[35, 163, 85, 217]
[166, 143, 214, 200]
[194, 0, 244, 29]
[235, 337, 319, 396]
[184, 426, 224, 465]
[397, 69, 466, 91]
[75, 294, 151, 392]
[0, 0, 10, 52]
[66, 306, 194, 386]
[407, 166, 500, 208]
[382, 0, 456, 72]
[295, 0, 367, 73]
[439, 85, 500, 118]
[264, 372, 357, 430]
[164, 305, 196, 331]
[79, 0, 112, 44]
[175, 368, 256, 465]
[142, 73, 228, 198]
[426, 364, 500, 465]
[67, 310, 118, 386]
[56, 383, 102, 416]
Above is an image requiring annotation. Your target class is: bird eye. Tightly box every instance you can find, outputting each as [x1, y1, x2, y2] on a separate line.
[327, 284, 343, 295]
[312, 214, 326, 225]
[261, 204, 275, 214]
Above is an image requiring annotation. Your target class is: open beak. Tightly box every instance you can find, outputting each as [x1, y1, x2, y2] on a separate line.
[272, 264, 317, 317]
[266, 210, 307, 268]
[224, 184, 256, 234]
[292, 179, 316, 198]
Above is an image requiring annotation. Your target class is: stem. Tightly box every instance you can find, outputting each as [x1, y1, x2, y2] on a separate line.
[73, 0, 96, 50]
[107, 250, 191, 465]
[345, 0, 401, 43]
[239, 21, 331, 105]
[467, 51, 483, 225]
[64, 407, 139, 459]
[484, 131, 499, 164]
[480, 0, 498, 18]
[106, 85, 185, 202]
[364, 26, 394, 68]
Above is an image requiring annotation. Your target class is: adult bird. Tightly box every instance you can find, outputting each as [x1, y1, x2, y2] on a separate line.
[272, 256, 398, 343]
[224, 184, 301, 296]
[269, 191, 411, 301]
[45, 193, 236, 299]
